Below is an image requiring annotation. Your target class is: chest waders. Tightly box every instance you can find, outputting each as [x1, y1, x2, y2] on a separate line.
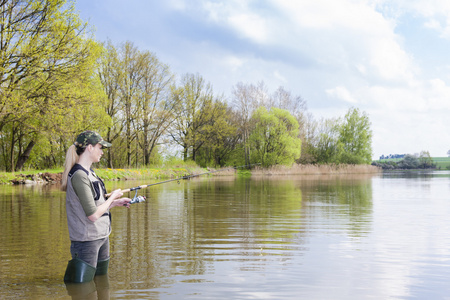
[64, 258, 96, 283]
[64, 164, 111, 283]
[64, 257, 110, 283]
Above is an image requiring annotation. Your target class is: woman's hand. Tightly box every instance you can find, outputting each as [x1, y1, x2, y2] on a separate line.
[108, 189, 123, 200]
[108, 189, 131, 208]
[114, 197, 132, 208]
[89, 189, 130, 222]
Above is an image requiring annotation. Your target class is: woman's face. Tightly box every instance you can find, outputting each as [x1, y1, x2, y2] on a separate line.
[90, 143, 104, 163]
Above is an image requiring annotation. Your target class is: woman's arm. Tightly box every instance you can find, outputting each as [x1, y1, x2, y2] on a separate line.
[87, 189, 131, 222]
[71, 171, 131, 222]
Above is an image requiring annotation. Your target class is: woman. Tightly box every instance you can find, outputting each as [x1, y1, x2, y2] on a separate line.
[61, 130, 131, 283]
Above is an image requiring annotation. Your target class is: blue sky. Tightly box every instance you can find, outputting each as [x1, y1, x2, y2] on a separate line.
[75, 0, 450, 159]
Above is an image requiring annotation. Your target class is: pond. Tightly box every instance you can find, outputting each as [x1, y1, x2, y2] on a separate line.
[1, 171, 450, 299]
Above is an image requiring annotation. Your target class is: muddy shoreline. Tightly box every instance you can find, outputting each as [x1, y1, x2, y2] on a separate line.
[10, 172, 63, 185]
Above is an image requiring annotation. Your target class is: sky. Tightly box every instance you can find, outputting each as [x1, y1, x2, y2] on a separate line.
[75, 0, 450, 159]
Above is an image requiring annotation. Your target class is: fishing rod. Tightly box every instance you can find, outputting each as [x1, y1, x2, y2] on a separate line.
[107, 163, 261, 204]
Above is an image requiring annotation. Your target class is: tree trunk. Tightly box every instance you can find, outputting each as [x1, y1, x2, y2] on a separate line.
[183, 143, 188, 161]
[143, 126, 150, 165]
[15, 140, 35, 171]
[10, 129, 16, 172]
[106, 128, 113, 168]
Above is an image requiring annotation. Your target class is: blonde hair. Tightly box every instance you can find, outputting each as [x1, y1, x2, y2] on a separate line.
[61, 145, 79, 191]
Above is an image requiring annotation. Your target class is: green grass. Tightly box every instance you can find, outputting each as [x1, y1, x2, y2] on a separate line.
[431, 157, 450, 169]
[237, 169, 252, 177]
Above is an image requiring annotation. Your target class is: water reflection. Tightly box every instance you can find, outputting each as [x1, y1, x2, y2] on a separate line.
[65, 275, 109, 300]
[108, 177, 308, 292]
[104, 175, 374, 298]
[382, 170, 450, 178]
[9, 173, 450, 299]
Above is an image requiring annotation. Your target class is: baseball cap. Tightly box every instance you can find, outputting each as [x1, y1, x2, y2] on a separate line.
[74, 131, 112, 149]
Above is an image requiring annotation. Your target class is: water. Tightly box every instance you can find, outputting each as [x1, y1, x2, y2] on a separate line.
[1, 171, 450, 299]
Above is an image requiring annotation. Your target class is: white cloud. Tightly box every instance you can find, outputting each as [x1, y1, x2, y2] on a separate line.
[326, 86, 358, 104]
[227, 13, 269, 43]
[378, 0, 450, 38]
[75, 0, 450, 158]
[273, 71, 287, 83]
[224, 55, 245, 71]
[202, 1, 271, 43]
[193, 1, 450, 157]
[166, 0, 188, 11]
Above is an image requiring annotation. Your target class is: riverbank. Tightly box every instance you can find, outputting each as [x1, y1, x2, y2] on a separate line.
[0, 164, 381, 185]
[0, 165, 206, 185]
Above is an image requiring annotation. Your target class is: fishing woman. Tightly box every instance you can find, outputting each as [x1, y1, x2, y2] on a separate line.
[61, 131, 131, 283]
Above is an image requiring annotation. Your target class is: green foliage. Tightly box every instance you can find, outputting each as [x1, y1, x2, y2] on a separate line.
[162, 157, 199, 169]
[194, 105, 239, 167]
[0, 0, 108, 171]
[398, 154, 419, 169]
[98, 40, 175, 168]
[170, 73, 231, 165]
[249, 107, 301, 167]
[306, 108, 373, 165]
[337, 107, 372, 164]
[372, 153, 437, 169]
[224, 144, 247, 167]
[418, 150, 433, 168]
[237, 169, 252, 177]
[310, 118, 341, 164]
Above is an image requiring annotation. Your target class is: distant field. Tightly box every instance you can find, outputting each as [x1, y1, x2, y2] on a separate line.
[431, 157, 450, 169]
[374, 157, 450, 169]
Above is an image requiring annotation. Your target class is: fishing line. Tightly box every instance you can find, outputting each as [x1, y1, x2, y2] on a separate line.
[106, 163, 261, 204]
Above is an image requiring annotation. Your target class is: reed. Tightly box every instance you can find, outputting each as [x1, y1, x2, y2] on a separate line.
[250, 164, 381, 176]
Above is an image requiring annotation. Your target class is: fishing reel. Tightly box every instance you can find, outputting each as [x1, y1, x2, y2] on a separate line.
[130, 189, 146, 204]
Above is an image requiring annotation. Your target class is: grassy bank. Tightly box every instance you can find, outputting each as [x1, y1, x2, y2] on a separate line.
[0, 168, 64, 184]
[0, 163, 206, 184]
[0, 163, 381, 184]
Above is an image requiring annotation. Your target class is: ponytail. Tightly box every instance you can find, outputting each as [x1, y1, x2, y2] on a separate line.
[61, 145, 79, 191]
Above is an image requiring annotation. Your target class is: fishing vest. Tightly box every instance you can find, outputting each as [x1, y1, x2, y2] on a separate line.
[65, 164, 111, 241]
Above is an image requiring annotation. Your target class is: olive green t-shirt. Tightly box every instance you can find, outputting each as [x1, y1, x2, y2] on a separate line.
[71, 171, 97, 217]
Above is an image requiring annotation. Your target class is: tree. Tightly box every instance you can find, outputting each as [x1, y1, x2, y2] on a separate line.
[98, 41, 183, 168]
[418, 150, 434, 168]
[398, 154, 419, 169]
[337, 107, 373, 164]
[193, 102, 238, 167]
[310, 117, 341, 164]
[249, 107, 301, 167]
[98, 40, 123, 168]
[134, 50, 176, 166]
[231, 82, 308, 167]
[169, 73, 219, 162]
[296, 112, 318, 164]
[118, 41, 148, 167]
[0, 0, 107, 171]
[270, 86, 307, 116]
[231, 82, 268, 166]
